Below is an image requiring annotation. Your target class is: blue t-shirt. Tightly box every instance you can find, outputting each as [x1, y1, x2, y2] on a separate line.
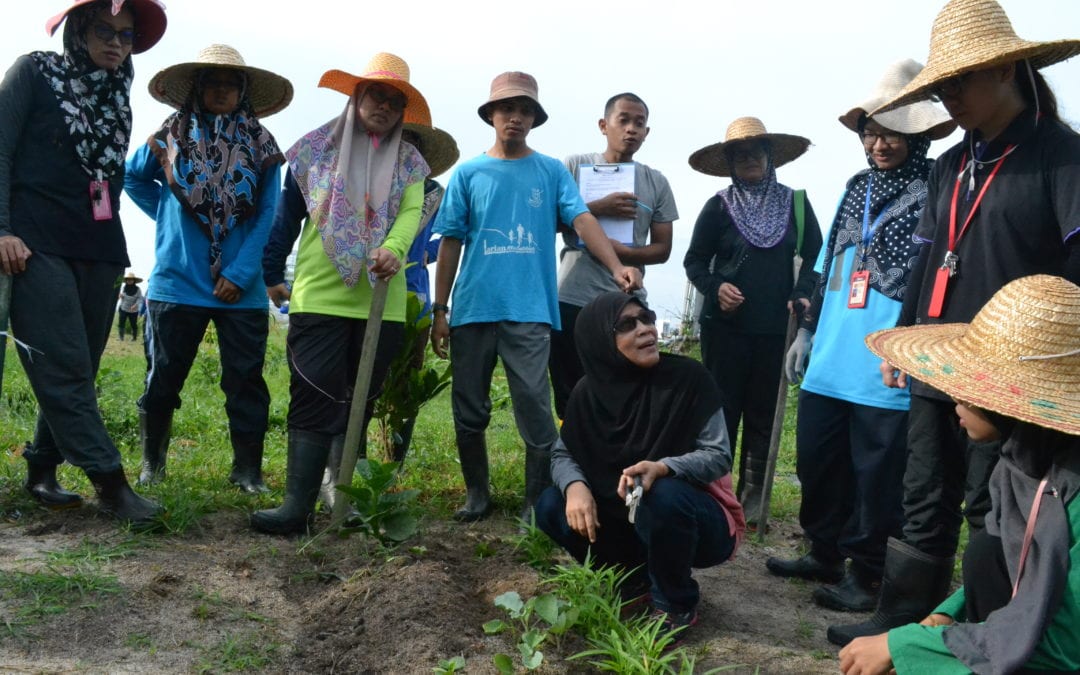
[800, 242, 911, 411]
[433, 152, 588, 328]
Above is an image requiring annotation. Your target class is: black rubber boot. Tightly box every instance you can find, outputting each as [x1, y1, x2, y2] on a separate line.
[86, 468, 163, 528]
[24, 452, 83, 510]
[390, 417, 416, 464]
[739, 449, 769, 528]
[813, 563, 882, 612]
[251, 430, 331, 535]
[766, 550, 844, 584]
[520, 446, 552, 524]
[826, 537, 954, 646]
[137, 410, 173, 486]
[454, 432, 491, 522]
[228, 431, 268, 494]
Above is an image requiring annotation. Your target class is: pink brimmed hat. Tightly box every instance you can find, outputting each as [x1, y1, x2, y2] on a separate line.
[318, 52, 431, 127]
[46, 0, 167, 54]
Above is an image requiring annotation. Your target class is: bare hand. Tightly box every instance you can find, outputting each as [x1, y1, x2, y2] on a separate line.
[213, 276, 241, 304]
[266, 283, 291, 308]
[718, 282, 744, 312]
[614, 265, 643, 293]
[617, 460, 670, 500]
[839, 634, 894, 675]
[368, 247, 401, 281]
[880, 359, 908, 389]
[590, 192, 639, 220]
[919, 613, 955, 628]
[431, 312, 450, 359]
[0, 235, 31, 275]
[565, 481, 600, 543]
[788, 297, 810, 316]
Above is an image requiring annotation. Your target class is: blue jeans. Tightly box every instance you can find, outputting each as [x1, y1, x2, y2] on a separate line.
[536, 477, 735, 614]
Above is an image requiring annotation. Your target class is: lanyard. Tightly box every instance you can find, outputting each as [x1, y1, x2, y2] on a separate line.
[947, 146, 1014, 253]
[859, 176, 891, 265]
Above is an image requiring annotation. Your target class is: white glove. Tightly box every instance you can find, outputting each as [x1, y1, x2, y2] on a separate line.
[785, 328, 813, 383]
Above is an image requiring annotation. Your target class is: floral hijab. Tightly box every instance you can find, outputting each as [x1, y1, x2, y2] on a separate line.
[30, 4, 133, 180]
[717, 148, 794, 249]
[286, 96, 429, 288]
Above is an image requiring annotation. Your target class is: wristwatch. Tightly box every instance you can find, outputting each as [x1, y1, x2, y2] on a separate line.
[431, 303, 450, 314]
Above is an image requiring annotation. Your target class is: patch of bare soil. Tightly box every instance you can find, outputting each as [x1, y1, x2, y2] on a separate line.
[0, 503, 850, 674]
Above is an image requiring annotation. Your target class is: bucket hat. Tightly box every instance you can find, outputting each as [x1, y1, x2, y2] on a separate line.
[148, 44, 294, 117]
[318, 52, 431, 126]
[840, 59, 957, 140]
[689, 117, 810, 177]
[402, 124, 459, 178]
[873, 0, 1080, 114]
[866, 275, 1080, 435]
[46, 0, 167, 54]
[477, 71, 549, 128]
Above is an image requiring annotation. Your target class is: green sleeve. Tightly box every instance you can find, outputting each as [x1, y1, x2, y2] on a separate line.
[381, 180, 424, 261]
[887, 624, 971, 675]
[933, 587, 967, 621]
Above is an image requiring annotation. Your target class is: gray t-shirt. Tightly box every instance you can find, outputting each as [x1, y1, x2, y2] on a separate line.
[558, 152, 678, 307]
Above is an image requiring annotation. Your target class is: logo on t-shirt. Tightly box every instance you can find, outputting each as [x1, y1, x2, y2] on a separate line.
[528, 188, 543, 208]
[481, 225, 540, 256]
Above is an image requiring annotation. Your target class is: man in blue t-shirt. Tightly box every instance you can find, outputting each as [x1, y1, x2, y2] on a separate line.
[431, 71, 641, 523]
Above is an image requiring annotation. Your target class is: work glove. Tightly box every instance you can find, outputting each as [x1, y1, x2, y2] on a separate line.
[784, 328, 813, 383]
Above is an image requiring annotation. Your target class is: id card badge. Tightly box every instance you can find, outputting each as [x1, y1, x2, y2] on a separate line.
[927, 266, 951, 318]
[90, 180, 112, 221]
[848, 270, 869, 309]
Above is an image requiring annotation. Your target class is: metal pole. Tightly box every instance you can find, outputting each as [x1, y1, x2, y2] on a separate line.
[0, 273, 12, 402]
[756, 311, 798, 542]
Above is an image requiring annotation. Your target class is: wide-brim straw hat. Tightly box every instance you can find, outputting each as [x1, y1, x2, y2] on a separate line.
[319, 52, 431, 127]
[840, 59, 957, 141]
[148, 44, 294, 118]
[873, 0, 1080, 114]
[477, 71, 549, 128]
[46, 0, 167, 54]
[689, 117, 810, 177]
[866, 275, 1080, 436]
[402, 123, 459, 178]
[123, 272, 143, 283]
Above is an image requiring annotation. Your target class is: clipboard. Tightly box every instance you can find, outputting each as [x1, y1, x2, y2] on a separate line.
[577, 163, 635, 245]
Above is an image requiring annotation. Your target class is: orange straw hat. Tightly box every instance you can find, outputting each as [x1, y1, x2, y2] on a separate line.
[46, 0, 167, 54]
[839, 59, 957, 140]
[688, 117, 810, 177]
[318, 52, 431, 127]
[872, 0, 1080, 114]
[148, 44, 294, 117]
[866, 275, 1080, 435]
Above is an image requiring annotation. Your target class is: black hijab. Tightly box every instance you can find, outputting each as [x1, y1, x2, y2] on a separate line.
[560, 292, 723, 500]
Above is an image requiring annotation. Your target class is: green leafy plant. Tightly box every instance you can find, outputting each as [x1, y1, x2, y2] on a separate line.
[484, 590, 580, 672]
[433, 655, 466, 674]
[510, 514, 558, 571]
[335, 458, 421, 544]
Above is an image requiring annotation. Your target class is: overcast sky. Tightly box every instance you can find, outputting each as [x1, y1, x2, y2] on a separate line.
[5, 0, 1079, 321]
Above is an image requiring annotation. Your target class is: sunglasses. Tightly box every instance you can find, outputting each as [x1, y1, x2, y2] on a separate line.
[365, 85, 408, 112]
[613, 309, 657, 335]
[92, 23, 136, 46]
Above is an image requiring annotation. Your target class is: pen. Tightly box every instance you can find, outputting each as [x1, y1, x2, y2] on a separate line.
[635, 201, 653, 213]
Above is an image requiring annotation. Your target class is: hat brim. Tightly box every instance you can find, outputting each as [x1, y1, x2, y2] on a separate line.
[149, 62, 294, 118]
[318, 70, 431, 127]
[123, 276, 143, 283]
[688, 133, 810, 177]
[873, 39, 1080, 115]
[402, 124, 459, 178]
[839, 104, 957, 141]
[477, 95, 549, 128]
[46, 0, 167, 54]
[866, 325, 1080, 436]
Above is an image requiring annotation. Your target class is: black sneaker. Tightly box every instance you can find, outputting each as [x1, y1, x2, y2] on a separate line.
[652, 608, 698, 647]
[766, 552, 845, 583]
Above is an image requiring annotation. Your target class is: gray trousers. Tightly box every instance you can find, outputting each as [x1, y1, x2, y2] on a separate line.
[449, 321, 557, 453]
[11, 252, 124, 473]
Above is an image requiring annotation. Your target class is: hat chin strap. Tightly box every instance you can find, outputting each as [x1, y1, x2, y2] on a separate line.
[1019, 347, 1080, 362]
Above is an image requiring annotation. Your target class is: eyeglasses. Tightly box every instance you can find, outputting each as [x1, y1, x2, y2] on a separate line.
[860, 131, 904, 146]
[613, 309, 657, 335]
[928, 71, 976, 102]
[364, 85, 408, 112]
[92, 23, 136, 46]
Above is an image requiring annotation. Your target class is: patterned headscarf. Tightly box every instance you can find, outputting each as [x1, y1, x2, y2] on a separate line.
[30, 1, 133, 179]
[150, 69, 283, 280]
[818, 134, 932, 301]
[286, 89, 429, 288]
[717, 145, 794, 249]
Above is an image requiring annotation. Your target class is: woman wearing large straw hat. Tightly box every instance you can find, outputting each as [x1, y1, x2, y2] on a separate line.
[766, 61, 957, 614]
[117, 271, 145, 341]
[683, 117, 822, 527]
[831, 0, 1080, 647]
[124, 44, 292, 494]
[255, 52, 430, 535]
[0, 0, 166, 527]
[840, 275, 1080, 674]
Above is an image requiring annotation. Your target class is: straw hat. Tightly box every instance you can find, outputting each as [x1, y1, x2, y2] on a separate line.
[839, 59, 957, 140]
[873, 0, 1080, 114]
[123, 272, 143, 283]
[402, 124, 459, 177]
[318, 52, 431, 127]
[477, 71, 549, 128]
[148, 44, 293, 118]
[46, 0, 167, 54]
[688, 117, 810, 177]
[866, 275, 1080, 435]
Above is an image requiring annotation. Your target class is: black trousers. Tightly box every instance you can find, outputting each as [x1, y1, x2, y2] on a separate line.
[117, 309, 139, 339]
[548, 302, 583, 420]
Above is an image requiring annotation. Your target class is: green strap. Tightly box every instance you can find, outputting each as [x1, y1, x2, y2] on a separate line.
[794, 189, 806, 253]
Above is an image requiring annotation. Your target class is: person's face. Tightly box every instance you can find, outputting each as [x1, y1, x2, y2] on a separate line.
[356, 83, 407, 136]
[614, 303, 660, 369]
[729, 141, 768, 184]
[954, 401, 1001, 443]
[860, 119, 909, 170]
[84, 6, 135, 71]
[599, 99, 649, 157]
[488, 97, 537, 144]
[200, 68, 244, 115]
[931, 65, 1016, 132]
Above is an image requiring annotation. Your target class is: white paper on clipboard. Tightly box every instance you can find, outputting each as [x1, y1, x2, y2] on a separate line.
[577, 163, 635, 245]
